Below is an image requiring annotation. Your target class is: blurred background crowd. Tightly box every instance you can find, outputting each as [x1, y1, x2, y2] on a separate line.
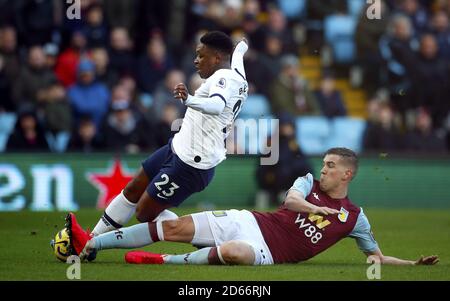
[0, 0, 449, 160]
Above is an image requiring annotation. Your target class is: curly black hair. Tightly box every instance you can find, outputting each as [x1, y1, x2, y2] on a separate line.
[200, 31, 233, 55]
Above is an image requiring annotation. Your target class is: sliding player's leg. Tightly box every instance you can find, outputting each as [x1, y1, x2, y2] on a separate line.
[91, 143, 177, 236]
[126, 211, 267, 266]
[67, 213, 196, 260]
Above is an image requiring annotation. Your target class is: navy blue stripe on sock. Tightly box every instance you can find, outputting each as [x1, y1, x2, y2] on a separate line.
[103, 212, 122, 229]
[234, 68, 246, 81]
[209, 93, 226, 105]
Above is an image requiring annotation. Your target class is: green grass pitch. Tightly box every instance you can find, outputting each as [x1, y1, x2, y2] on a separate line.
[0, 208, 448, 281]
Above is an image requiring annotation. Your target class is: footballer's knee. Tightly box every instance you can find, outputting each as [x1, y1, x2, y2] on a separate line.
[123, 182, 143, 204]
[162, 216, 194, 242]
[135, 206, 151, 223]
[219, 241, 255, 265]
[123, 169, 149, 203]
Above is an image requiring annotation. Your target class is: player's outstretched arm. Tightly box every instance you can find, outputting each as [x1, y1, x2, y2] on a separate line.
[231, 38, 248, 77]
[365, 248, 439, 265]
[173, 83, 225, 115]
[284, 190, 340, 216]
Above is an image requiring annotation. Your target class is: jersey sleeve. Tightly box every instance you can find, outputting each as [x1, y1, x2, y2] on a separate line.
[348, 208, 379, 253]
[287, 173, 314, 198]
[206, 70, 233, 105]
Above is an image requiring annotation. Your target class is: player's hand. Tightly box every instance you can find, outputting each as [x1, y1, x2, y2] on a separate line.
[312, 206, 340, 216]
[415, 255, 439, 265]
[173, 83, 188, 101]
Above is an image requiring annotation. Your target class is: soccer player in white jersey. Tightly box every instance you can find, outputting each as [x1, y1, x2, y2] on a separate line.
[68, 148, 438, 267]
[65, 31, 249, 261]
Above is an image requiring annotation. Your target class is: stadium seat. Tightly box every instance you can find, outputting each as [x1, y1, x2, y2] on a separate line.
[0, 113, 17, 152]
[347, 0, 366, 17]
[277, 0, 307, 20]
[324, 15, 357, 63]
[327, 117, 367, 153]
[239, 94, 271, 120]
[295, 116, 331, 155]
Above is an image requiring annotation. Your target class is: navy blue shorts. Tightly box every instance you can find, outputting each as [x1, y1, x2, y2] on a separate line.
[141, 141, 215, 207]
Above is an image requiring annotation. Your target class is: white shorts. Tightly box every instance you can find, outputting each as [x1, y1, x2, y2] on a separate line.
[201, 209, 274, 265]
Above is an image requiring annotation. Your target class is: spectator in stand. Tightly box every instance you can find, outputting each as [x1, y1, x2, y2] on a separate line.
[412, 33, 449, 128]
[154, 103, 181, 148]
[108, 27, 135, 77]
[12, 45, 57, 110]
[430, 10, 450, 61]
[37, 82, 72, 136]
[150, 69, 187, 121]
[43, 43, 59, 70]
[14, 0, 58, 46]
[396, 0, 429, 35]
[314, 72, 347, 119]
[259, 33, 284, 86]
[103, 0, 138, 34]
[268, 54, 319, 116]
[101, 99, 154, 153]
[355, 1, 390, 94]
[136, 33, 174, 94]
[363, 99, 405, 152]
[0, 54, 13, 111]
[379, 14, 419, 112]
[241, 1, 266, 52]
[264, 6, 298, 55]
[256, 112, 313, 208]
[6, 108, 49, 152]
[83, 3, 109, 48]
[67, 59, 110, 128]
[55, 30, 88, 87]
[90, 47, 119, 88]
[68, 115, 103, 153]
[405, 107, 447, 152]
[0, 26, 20, 86]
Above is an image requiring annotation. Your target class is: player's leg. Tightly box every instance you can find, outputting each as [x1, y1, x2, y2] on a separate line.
[92, 144, 173, 236]
[125, 213, 258, 265]
[81, 214, 197, 259]
[134, 151, 215, 223]
[135, 190, 173, 223]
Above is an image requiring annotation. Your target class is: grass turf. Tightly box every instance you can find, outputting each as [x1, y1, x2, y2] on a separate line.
[0, 208, 448, 281]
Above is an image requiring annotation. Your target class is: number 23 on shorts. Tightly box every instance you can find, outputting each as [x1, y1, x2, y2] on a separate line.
[154, 173, 180, 199]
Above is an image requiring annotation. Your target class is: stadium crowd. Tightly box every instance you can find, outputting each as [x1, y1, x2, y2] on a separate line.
[0, 0, 449, 154]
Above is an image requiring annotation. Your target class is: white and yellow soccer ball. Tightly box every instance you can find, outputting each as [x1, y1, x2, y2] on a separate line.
[50, 228, 72, 262]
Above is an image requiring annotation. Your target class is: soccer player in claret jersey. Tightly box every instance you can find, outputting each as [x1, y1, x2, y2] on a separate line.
[67, 148, 439, 266]
[65, 31, 249, 261]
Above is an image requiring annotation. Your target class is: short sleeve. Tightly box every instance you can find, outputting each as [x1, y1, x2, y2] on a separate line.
[348, 208, 379, 253]
[207, 70, 233, 105]
[287, 173, 314, 198]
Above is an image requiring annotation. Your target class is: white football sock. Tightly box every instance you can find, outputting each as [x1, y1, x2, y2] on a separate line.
[152, 209, 178, 222]
[92, 190, 136, 236]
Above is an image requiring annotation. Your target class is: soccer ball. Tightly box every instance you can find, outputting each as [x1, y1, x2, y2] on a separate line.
[50, 227, 73, 262]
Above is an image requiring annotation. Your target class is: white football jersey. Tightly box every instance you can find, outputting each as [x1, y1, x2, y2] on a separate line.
[172, 68, 248, 169]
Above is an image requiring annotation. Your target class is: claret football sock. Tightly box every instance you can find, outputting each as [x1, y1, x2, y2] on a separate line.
[163, 247, 225, 265]
[92, 190, 136, 236]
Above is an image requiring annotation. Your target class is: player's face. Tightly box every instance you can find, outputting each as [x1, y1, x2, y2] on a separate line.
[319, 155, 348, 192]
[194, 43, 219, 79]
